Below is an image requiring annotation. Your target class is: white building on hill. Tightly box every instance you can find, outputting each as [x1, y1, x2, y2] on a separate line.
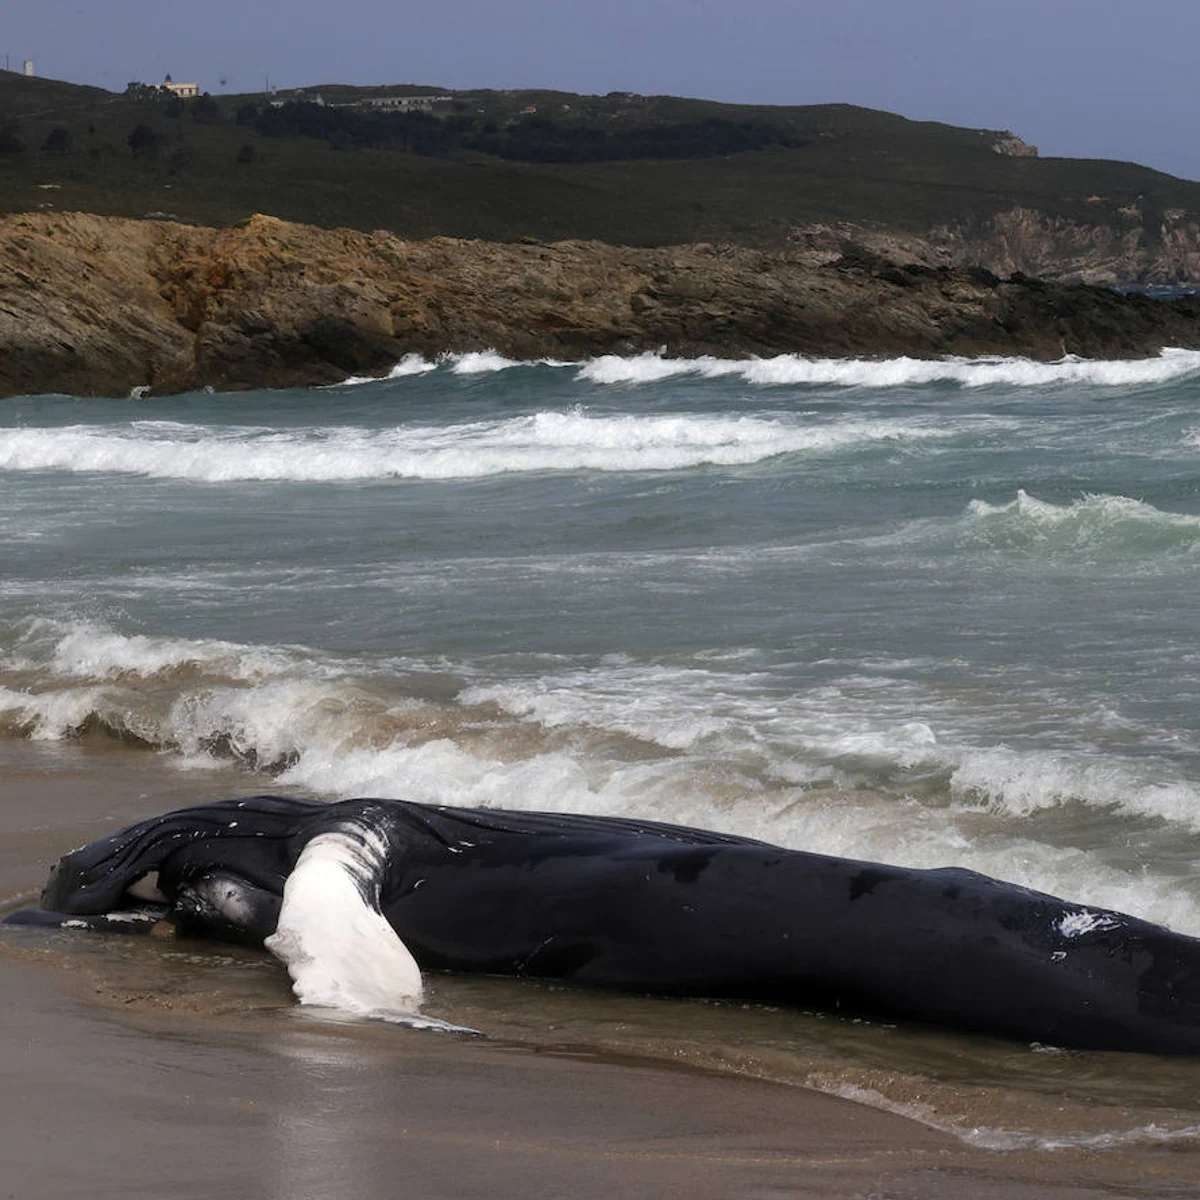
[360, 94, 452, 113]
[161, 75, 199, 98]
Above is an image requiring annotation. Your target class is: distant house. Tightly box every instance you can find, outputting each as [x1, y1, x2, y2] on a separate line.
[271, 91, 325, 108]
[160, 74, 200, 99]
[358, 94, 452, 113]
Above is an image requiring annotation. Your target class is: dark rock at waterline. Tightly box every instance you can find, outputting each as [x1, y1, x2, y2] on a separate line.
[3, 212, 1200, 398]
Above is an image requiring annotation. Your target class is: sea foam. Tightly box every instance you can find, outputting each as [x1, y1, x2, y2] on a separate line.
[327, 347, 1200, 390]
[574, 348, 1200, 389]
[815, 1081, 1200, 1152]
[335, 350, 561, 385]
[6, 620, 1200, 935]
[961, 490, 1200, 559]
[0, 410, 958, 482]
[335, 353, 438, 386]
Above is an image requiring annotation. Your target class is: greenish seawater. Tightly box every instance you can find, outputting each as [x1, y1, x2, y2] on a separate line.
[5, 350, 1200, 931]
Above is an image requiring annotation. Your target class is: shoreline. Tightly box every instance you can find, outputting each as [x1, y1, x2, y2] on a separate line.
[7, 959, 1197, 1200]
[0, 957, 962, 1200]
[6, 211, 1200, 399]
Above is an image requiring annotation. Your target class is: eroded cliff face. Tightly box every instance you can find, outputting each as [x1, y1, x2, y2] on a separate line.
[4, 212, 1200, 399]
[792, 208, 1200, 286]
[932, 207, 1200, 286]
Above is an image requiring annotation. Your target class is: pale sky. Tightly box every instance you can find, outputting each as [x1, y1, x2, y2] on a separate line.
[5, 0, 1198, 179]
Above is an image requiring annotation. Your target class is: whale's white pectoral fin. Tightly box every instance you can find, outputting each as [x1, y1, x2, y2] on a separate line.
[264, 827, 424, 1018]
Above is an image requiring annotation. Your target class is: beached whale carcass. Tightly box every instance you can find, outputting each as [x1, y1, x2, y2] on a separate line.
[8, 794, 1200, 1054]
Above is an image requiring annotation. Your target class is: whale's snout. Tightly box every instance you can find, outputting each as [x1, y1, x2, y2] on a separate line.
[40, 861, 61, 909]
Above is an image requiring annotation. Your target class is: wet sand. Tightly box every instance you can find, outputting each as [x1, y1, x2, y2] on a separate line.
[3, 741, 1200, 1198]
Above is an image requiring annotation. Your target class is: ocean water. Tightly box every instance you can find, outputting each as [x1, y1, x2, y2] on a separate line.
[6, 347, 1200, 1145]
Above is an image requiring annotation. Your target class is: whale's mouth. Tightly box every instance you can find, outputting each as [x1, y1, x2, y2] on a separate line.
[127, 871, 167, 903]
[38, 794, 322, 915]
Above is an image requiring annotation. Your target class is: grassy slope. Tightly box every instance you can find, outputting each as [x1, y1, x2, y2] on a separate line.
[1, 72, 1197, 247]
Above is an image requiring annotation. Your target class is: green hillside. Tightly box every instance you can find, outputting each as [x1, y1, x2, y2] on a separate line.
[1, 71, 1196, 247]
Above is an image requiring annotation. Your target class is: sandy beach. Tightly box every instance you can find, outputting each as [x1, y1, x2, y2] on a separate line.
[4, 741, 1200, 1198]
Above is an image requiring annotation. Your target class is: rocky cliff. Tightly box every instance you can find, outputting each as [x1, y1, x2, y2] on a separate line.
[793, 207, 1200, 287]
[4, 212, 1200, 399]
[935, 206, 1200, 286]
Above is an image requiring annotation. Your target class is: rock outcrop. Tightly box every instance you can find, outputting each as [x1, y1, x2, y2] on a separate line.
[991, 134, 1038, 158]
[931, 207, 1200, 287]
[4, 212, 1200, 398]
[793, 207, 1200, 287]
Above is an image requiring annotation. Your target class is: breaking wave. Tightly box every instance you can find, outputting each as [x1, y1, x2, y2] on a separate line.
[0, 410, 961, 483]
[5, 620, 1200, 934]
[335, 352, 438, 386]
[960, 490, 1200, 558]
[572, 348, 1200, 388]
[446, 349, 571, 374]
[573, 348, 1200, 388]
[334, 350, 569, 385]
[332, 347, 1200, 389]
[576, 348, 1200, 389]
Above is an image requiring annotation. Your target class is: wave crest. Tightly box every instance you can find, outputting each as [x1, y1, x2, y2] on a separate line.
[329, 347, 1200, 390]
[576, 348, 1200, 388]
[335, 352, 437, 386]
[5, 620, 1200, 934]
[0, 410, 956, 482]
[962, 490, 1200, 557]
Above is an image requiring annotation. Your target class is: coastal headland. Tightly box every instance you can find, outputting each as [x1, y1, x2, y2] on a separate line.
[5, 211, 1200, 398]
[6, 74, 1200, 287]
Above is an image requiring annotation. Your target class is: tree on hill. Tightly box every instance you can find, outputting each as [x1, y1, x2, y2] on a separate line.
[254, 106, 291, 138]
[127, 124, 161, 159]
[167, 144, 195, 174]
[0, 121, 23, 155]
[42, 127, 72, 155]
[192, 94, 221, 124]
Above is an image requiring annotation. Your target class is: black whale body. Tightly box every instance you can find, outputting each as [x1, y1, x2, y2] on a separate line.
[10, 794, 1200, 1055]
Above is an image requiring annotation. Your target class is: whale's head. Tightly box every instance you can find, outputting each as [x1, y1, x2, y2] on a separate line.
[41, 794, 324, 915]
[19, 795, 437, 1023]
